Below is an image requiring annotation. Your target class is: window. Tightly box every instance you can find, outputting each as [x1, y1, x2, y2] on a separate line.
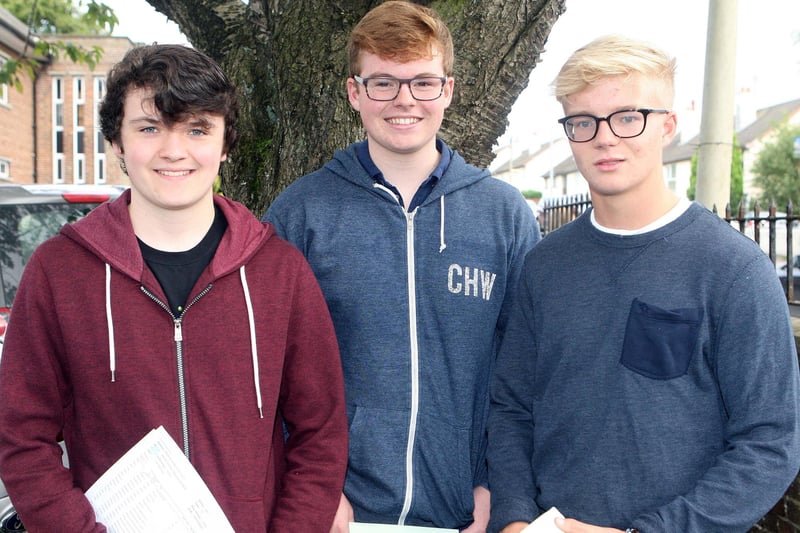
[0, 158, 9, 180]
[53, 77, 64, 183]
[94, 77, 106, 183]
[665, 163, 678, 192]
[0, 57, 8, 106]
[74, 77, 86, 184]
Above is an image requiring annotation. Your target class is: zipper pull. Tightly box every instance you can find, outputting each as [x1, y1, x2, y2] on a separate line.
[173, 319, 183, 342]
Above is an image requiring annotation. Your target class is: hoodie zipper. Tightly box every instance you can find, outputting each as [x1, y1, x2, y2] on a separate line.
[398, 209, 420, 525]
[140, 284, 212, 459]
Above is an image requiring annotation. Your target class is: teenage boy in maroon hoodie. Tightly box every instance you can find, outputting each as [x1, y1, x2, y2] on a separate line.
[0, 44, 348, 532]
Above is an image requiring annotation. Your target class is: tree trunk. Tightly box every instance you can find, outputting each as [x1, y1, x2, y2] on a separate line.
[144, 0, 566, 214]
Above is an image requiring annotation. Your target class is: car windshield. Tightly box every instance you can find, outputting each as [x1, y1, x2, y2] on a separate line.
[0, 203, 99, 308]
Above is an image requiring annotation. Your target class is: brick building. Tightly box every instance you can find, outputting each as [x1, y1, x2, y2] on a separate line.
[0, 5, 134, 186]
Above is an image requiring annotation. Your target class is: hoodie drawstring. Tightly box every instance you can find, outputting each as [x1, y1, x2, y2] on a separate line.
[239, 266, 264, 418]
[438, 195, 447, 253]
[104, 263, 263, 419]
[106, 264, 117, 382]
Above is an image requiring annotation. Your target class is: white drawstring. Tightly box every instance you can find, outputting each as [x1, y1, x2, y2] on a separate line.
[239, 266, 263, 418]
[439, 195, 447, 253]
[105, 264, 116, 382]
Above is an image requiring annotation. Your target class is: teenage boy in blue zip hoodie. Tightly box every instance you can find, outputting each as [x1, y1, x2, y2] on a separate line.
[487, 35, 800, 533]
[264, 2, 540, 530]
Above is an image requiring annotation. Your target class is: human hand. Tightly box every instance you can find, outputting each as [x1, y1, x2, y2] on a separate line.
[554, 517, 624, 532]
[462, 485, 490, 532]
[328, 493, 354, 533]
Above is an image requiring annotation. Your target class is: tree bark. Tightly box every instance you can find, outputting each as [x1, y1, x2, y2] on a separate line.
[143, 0, 566, 214]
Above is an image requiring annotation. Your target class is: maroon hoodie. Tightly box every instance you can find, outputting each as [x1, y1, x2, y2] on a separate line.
[0, 190, 348, 532]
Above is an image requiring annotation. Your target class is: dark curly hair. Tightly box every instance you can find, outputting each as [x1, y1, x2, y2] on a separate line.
[99, 44, 239, 154]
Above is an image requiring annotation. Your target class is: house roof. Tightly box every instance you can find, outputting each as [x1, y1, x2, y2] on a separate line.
[663, 133, 697, 163]
[736, 97, 800, 145]
[0, 5, 37, 56]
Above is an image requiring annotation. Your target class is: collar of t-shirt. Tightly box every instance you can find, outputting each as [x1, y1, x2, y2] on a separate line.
[355, 138, 452, 212]
[590, 197, 692, 235]
[138, 204, 228, 316]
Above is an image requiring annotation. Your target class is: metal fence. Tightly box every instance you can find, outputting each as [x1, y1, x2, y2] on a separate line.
[541, 195, 800, 304]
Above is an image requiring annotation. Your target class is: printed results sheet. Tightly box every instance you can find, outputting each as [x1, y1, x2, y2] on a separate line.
[85, 426, 233, 533]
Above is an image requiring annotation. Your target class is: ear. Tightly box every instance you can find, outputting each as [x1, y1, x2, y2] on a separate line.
[442, 76, 455, 109]
[220, 151, 228, 163]
[111, 140, 124, 158]
[347, 77, 361, 112]
[661, 111, 678, 147]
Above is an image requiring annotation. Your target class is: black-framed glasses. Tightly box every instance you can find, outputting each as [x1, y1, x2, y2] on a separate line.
[557, 108, 670, 142]
[353, 75, 447, 101]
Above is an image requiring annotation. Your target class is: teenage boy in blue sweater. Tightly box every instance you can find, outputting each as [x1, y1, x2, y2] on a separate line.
[487, 35, 800, 533]
[264, 2, 539, 530]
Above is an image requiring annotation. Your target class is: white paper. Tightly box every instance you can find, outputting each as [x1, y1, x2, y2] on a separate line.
[521, 506, 565, 533]
[349, 523, 457, 532]
[86, 426, 233, 533]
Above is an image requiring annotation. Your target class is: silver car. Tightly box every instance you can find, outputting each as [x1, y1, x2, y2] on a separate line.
[0, 183, 125, 531]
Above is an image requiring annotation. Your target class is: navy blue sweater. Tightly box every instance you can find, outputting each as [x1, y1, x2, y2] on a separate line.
[488, 204, 800, 532]
[265, 140, 539, 528]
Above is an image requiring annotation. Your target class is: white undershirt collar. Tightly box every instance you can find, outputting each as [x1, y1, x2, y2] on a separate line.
[591, 198, 692, 235]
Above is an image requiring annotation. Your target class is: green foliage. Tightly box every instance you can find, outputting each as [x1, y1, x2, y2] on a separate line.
[0, 0, 116, 35]
[752, 121, 800, 207]
[687, 132, 744, 209]
[0, 1, 116, 90]
[521, 189, 542, 199]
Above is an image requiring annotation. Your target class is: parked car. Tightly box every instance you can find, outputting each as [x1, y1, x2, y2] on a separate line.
[0, 183, 125, 531]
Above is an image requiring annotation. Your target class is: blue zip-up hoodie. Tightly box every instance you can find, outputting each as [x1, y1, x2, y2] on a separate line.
[265, 140, 539, 528]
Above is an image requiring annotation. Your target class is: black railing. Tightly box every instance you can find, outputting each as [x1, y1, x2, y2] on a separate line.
[541, 196, 799, 304]
[541, 193, 592, 235]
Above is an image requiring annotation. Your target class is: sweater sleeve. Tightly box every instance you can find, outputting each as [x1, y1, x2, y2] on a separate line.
[267, 254, 349, 530]
[487, 263, 542, 532]
[476, 197, 540, 495]
[632, 256, 800, 532]
[0, 252, 107, 532]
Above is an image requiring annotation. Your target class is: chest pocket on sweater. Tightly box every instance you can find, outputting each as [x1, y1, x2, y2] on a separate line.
[621, 298, 704, 379]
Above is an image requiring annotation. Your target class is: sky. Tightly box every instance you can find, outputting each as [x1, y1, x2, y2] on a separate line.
[100, 0, 800, 147]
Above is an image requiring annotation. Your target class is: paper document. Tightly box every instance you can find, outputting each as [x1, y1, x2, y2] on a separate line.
[521, 506, 565, 532]
[86, 426, 233, 533]
[349, 524, 457, 532]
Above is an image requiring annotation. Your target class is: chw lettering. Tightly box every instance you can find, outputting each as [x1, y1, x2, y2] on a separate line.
[448, 264, 497, 300]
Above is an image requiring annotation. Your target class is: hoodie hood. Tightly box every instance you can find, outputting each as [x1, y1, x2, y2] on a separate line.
[62, 189, 273, 283]
[320, 141, 491, 253]
[323, 141, 492, 206]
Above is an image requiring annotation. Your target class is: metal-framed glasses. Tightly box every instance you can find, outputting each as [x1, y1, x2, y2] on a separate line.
[557, 108, 670, 142]
[353, 75, 447, 101]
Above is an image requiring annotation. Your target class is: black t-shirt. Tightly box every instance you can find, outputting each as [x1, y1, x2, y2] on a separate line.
[139, 205, 228, 316]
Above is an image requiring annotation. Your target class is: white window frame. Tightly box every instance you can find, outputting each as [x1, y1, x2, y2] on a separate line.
[73, 77, 86, 184]
[53, 77, 64, 183]
[94, 77, 106, 183]
[665, 163, 678, 192]
[0, 158, 10, 180]
[0, 56, 8, 107]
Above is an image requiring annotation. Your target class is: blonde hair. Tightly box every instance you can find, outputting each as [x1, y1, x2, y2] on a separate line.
[553, 35, 676, 106]
[348, 0, 454, 76]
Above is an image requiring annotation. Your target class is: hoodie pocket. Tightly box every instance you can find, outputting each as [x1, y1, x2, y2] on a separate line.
[346, 405, 410, 519]
[345, 406, 474, 526]
[621, 298, 703, 380]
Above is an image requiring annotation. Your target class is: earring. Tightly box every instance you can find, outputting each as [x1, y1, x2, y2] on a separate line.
[119, 159, 127, 175]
